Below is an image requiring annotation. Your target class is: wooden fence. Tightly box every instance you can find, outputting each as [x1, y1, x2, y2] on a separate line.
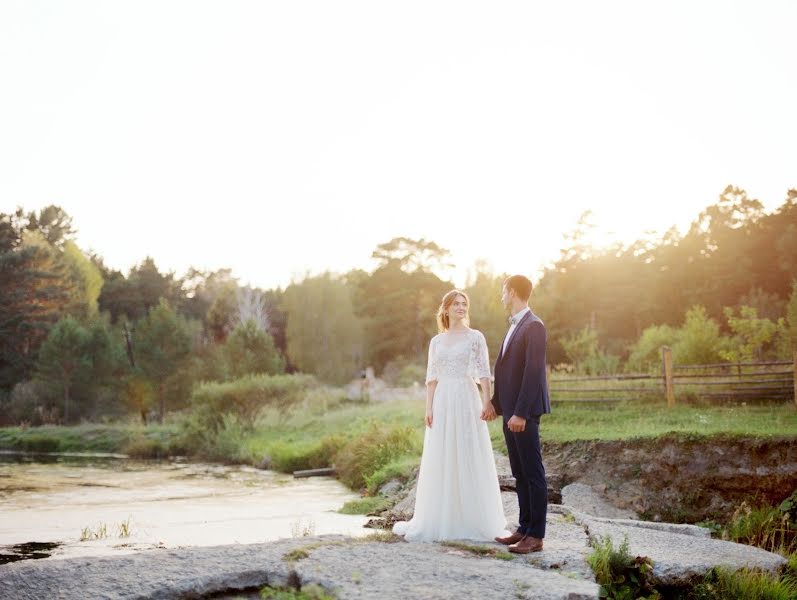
[547, 349, 797, 406]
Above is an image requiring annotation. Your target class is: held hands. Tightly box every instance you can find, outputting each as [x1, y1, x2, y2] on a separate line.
[507, 415, 526, 432]
[480, 402, 497, 421]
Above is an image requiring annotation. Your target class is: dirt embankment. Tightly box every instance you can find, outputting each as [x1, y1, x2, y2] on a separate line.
[542, 434, 797, 523]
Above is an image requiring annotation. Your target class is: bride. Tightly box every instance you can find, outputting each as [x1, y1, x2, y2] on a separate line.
[393, 289, 509, 542]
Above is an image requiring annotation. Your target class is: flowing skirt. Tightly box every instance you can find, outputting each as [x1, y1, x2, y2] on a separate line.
[393, 376, 509, 542]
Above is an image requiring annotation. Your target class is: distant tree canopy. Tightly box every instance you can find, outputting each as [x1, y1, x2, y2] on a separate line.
[535, 185, 797, 363]
[1, 186, 797, 424]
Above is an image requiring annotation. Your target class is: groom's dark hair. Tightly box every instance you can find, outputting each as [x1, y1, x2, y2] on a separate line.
[504, 275, 532, 302]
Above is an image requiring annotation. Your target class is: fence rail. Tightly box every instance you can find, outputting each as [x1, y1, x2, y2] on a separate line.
[546, 348, 796, 406]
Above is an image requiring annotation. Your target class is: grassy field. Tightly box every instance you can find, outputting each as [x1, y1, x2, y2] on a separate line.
[2, 397, 796, 457]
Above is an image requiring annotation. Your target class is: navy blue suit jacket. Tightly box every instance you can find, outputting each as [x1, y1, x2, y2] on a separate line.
[491, 310, 551, 419]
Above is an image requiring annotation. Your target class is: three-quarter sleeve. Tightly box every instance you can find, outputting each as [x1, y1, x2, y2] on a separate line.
[472, 331, 492, 380]
[425, 336, 439, 384]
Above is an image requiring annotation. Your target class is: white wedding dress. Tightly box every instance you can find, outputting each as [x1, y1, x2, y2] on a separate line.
[393, 328, 509, 542]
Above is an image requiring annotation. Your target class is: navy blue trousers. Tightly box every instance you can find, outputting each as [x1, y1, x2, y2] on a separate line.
[503, 415, 547, 538]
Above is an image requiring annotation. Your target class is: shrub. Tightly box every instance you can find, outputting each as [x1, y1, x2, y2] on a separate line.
[363, 454, 419, 494]
[18, 434, 60, 453]
[189, 373, 318, 433]
[6, 380, 58, 426]
[267, 435, 346, 473]
[334, 424, 418, 490]
[123, 436, 170, 459]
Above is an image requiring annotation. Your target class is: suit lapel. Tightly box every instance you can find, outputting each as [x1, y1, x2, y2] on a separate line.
[498, 310, 532, 363]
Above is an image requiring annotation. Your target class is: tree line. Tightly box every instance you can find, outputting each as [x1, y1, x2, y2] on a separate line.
[1, 184, 796, 424]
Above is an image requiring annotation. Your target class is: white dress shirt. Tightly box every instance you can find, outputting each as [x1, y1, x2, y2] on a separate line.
[501, 307, 530, 356]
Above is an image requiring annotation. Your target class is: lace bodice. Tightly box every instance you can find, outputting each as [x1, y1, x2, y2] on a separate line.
[425, 329, 492, 384]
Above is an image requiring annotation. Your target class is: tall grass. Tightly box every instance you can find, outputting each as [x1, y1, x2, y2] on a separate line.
[689, 567, 797, 600]
[586, 535, 659, 600]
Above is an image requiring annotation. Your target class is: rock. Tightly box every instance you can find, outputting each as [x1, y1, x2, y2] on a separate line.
[562, 483, 637, 520]
[579, 514, 786, 587]
[577, 515, 710, 538]
[0, 535, 600, 600]
[257, 455, 272, 470]
[378, 479, 403, 497]
[383, 483, 416, 521]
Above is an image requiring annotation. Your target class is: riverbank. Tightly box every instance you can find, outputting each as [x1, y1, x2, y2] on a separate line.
[0, 455, 369, 565]
[1, 503, 791, 600]
[2, 399, 796, 457]
[1, 401, 795, 495]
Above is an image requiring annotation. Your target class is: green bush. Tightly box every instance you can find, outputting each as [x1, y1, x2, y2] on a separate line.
[268, 435, 346, 473]
[334, 424, 418, 490]
[123, 436, 170, 459]
[363, 454, 419, 494]
[18, 434, 60, 453]
[189, 373, 318, 433]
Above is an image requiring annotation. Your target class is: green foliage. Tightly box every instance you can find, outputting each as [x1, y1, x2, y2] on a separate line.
[562, 327, 599, 368]
[721, 306, 780, 362]
[260, 584, 335, 600]
[440, 541, 514, 561]
[283, 273, 364, 384]
[36, 317, 94, 422]
[61, 240, 103, 318]
[672, 306, 727, 365]
[99, 257, 182, 324]
[587, 535, 659, 599]
[0, 214, 72, 390]
[223, 320, 284, 378]
[689, 566, 797, 600]
[721, 489, 797, 555]
[354, 252, 450, 373]
[561, 327, 620, 375]
[186, 373, 318, 437]
[134, 299, 195, 419]
[626, 325, 679, 373]
[786, 279, 797, 353]
[337, 496, 391, 515]
[266, 435, 346, 473]
[465, 265, 510, 362]
[363, 454, 418, 494]
[122, 435, 171, 459]
[334, 423, 419, 490]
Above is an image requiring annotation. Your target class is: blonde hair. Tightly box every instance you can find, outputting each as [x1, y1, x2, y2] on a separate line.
[436, 289, 470, 333]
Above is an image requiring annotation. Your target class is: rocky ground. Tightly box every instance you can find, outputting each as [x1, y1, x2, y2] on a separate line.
[0, 501, 785, 600]
[2, 442, 791, 600]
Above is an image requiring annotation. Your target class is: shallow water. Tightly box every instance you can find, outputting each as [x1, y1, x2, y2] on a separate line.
[0, 453, 368, 563]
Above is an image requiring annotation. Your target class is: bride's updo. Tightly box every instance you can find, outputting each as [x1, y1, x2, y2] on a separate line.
[436, 289, 471, 333]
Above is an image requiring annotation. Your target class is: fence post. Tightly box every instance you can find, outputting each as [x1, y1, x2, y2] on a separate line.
[662, 346, 675, 408]
[793, 350, 797, 407]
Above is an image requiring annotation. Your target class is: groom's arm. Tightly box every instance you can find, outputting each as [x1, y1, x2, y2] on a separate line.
[513, 322, 547, 419]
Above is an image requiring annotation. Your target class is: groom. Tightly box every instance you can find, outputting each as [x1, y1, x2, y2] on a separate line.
[491, 275, 551, 554]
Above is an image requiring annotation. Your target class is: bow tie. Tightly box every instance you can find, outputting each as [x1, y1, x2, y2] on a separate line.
[508, 315, 516, 325]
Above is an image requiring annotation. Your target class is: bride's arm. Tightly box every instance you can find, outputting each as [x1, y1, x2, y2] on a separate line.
[425, 381, 437, 428]
[479, 377, 496, 420]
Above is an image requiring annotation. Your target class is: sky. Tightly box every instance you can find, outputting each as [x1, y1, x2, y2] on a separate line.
[1, 1, 795, 290]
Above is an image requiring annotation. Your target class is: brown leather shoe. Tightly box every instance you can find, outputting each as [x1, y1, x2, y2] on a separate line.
[494, 531, 525, 545]
[508, 535, 543, 554]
